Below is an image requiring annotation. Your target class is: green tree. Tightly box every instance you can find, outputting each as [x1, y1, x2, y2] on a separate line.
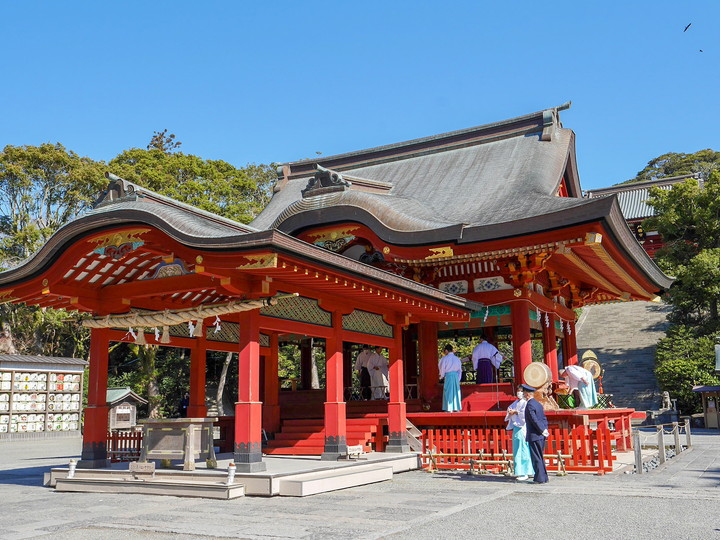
[624, 149, 720, 184]
[109, 145, 275, 224]
[646, 171, 720, 413]
[654, 326, 720, 414]
[646, 172, 720, 333]
[0, 143, 106, 266]
[0, 143, 105, 356]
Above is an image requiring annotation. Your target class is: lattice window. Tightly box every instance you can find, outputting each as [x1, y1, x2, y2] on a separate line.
[342, 310, 393, 338]
[260, 295, 332, 327]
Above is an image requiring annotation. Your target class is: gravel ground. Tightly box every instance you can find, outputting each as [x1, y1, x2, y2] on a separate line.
[1, 431, 719, 540]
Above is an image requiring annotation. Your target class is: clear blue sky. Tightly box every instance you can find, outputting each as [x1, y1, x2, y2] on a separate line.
[1, 1, 717, 190]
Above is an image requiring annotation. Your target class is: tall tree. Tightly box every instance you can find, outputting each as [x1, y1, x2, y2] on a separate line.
[147, 129, 182, 153]
[0, 143, 106, 266]
[646, 171, 720, 412]
[0, 144, 105, 355]
[646, 171, 720, 332]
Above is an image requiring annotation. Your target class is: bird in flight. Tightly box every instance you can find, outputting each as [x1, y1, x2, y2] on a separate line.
[684, 23, 692, 32]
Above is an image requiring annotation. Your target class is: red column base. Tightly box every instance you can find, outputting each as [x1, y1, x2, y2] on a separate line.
[234, 401, 266, 472]
[322, 401, 347, 460]
[386, 401, 410, 453]
[80, 405, 110, 468]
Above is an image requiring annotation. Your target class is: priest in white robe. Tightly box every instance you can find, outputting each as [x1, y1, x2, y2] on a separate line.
[561, 365, 598, 408]
[439, 344, 463, 412]
[471, 336, 503, 384]
[367, 346, 389, 400]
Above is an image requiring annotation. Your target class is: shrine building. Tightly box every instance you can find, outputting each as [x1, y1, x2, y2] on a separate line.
[0, 103, 672, 473]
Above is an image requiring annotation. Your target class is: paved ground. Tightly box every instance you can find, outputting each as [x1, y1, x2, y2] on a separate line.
[1, 431, 719, 540]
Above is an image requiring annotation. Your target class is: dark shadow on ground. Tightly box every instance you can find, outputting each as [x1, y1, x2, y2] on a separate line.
[0, 465, 55, 487]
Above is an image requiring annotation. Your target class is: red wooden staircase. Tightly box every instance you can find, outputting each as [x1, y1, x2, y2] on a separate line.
[264, 417, 386, 456]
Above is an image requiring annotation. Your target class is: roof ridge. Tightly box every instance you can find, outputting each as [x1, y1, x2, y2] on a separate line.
[586, 174, 699, 196]
[95, 173, 258, 233]
[282, 103, 572, 173]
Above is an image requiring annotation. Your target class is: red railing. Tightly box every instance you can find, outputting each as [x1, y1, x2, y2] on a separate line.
[106, 430, 143, 462]
[421, 424, 615, 474]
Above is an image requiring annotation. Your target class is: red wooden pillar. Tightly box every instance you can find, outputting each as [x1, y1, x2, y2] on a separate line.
[322, 311, 347, 460]
[187, 324, 207, 417]
[387, 320, 410, 453]
[543, 312, 559, 382]
[79, 327, 110, 468]
[234, 309, 266, 472]
[565, 320, 578, 366]
[418, 320, 439, 405]
[262, 333, 281, 434]
[511, 300, 532, 388]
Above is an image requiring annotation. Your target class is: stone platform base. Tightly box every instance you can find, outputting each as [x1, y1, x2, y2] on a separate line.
[56, 477, 245, 499]
[46, 452, 420, 498]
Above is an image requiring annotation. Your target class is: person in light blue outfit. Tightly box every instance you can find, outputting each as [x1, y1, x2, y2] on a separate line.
[505, 386, 535, 480]
[439, 344, 463, 412]
[561, 365, 598, 408]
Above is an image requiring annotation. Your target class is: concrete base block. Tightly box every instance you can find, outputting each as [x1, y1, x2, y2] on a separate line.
[279, 464, 393, 497]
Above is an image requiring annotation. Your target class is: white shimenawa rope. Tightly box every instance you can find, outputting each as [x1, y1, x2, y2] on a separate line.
[82, 294, 297, 331]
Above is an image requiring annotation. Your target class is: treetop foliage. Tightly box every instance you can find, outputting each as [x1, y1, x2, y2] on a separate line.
[622, 148, 720, 184]
[147, 129, 182, 153]
[0, 143, 106, 266]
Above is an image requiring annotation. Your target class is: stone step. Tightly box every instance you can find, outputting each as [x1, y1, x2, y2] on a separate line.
[55, 477, 245, 499]
[278, 464, 394, 496]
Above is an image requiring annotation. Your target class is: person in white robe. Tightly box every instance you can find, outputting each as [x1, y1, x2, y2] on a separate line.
[505, 387, 535, 480]
[471, 336, 503, 384]
[353, 345, 373, 400]
[439, 344, 462, 412]
[561, 365, 598, 408]
[367, 347, 389, 400]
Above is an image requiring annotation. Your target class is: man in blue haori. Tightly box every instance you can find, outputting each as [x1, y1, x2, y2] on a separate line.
[523, 383, 549, 483]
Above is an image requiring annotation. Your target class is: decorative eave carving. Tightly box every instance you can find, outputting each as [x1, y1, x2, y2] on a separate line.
[94, 172, 145, 208]
[301, 165, 351, 198]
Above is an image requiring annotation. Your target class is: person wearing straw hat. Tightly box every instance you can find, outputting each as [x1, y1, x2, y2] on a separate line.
[560, 365, 598, 409]
[522, 383, 549, 483]
[505, 386, 535, 481]
[439, 344, 463, 412]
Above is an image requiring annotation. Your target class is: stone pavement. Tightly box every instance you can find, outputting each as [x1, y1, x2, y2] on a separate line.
[1, 431, 719, 540]
[576, 301, 671, 411]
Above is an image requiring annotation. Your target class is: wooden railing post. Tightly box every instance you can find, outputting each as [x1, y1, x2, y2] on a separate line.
[633, 431, 642, 474]
[684, 418, 692, 448]
[657, 426, 666, 464]
[673, 422, 682, 454]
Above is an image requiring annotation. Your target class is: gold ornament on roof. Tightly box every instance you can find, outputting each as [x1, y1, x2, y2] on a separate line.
[87, 228, 151, 250]
[425, 246, 454, 260]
